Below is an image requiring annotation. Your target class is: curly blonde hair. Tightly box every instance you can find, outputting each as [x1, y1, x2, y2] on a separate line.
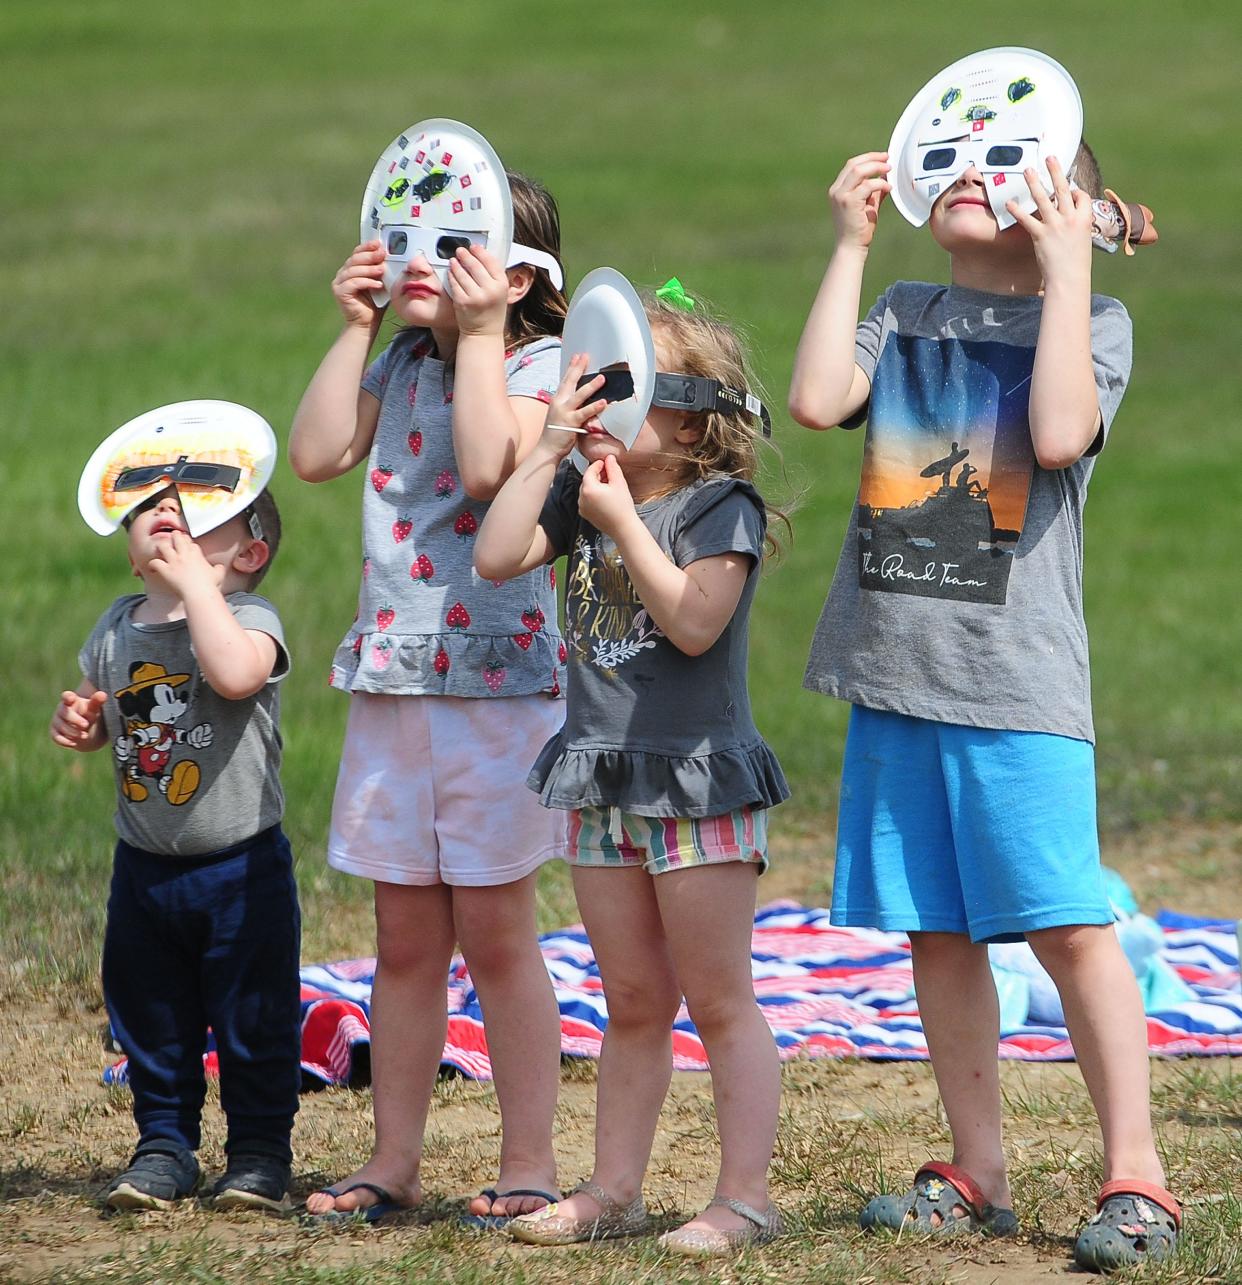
[641, 290, 792, 557]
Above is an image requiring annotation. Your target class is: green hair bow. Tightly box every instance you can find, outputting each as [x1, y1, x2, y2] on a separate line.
[656, 277, 696, 312]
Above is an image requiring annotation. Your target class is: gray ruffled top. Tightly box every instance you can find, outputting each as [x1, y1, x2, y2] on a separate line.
[330, 331, 566, 700]
[530, 466, 789, 818]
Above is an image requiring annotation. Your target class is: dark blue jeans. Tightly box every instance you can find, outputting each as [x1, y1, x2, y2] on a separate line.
[102, 826, 301, 1162]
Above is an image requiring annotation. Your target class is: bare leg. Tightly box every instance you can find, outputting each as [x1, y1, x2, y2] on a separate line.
[655, 862, 780, 1234]
[908, 931, 1012, 1211]
[543, 866, 682, 1224]
[1027, 923, 1164, 1186]
[303, 881, 455, 1215]
[455, 874, 561, 1218]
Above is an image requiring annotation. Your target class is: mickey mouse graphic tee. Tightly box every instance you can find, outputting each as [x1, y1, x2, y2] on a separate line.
[79, 592, 288, 856]
[804, 281, 1131, 743]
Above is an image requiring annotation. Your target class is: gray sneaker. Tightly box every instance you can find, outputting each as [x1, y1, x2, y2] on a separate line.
[104, 1143, 200, 1211]
[211, 1152, 292, 1214]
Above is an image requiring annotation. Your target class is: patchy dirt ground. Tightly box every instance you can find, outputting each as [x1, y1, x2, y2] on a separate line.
[1, 823, 1238, 1284]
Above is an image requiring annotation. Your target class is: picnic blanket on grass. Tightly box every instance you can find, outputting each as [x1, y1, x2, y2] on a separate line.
[103, 903, 1241, 1088]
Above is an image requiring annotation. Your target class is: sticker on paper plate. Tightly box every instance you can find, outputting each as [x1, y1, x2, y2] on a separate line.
[78, 400, 277, 538]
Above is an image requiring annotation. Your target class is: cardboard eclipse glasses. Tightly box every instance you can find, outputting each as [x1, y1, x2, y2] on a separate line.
[579, 369, 772, 437]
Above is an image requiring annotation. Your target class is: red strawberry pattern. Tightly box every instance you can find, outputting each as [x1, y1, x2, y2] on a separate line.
[341, 336, 566, 698]
[558, 641, 567, 664]
[550, 566, 556, 590]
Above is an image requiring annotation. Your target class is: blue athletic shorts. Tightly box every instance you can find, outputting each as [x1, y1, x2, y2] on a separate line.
[833, 705, 1114, 943]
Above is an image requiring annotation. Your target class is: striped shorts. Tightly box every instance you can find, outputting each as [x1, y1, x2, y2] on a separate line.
[567, 805, 768, 876]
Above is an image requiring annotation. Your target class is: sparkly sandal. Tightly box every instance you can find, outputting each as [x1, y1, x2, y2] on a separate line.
[860, 1162, 1019, 1237]
[659, 1196, 783, 1257]
[506, 1180, 649, 1245]
[1074, 1180, 1181, 1273]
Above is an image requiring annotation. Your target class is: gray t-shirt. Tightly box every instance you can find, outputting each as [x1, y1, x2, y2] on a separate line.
[329, 330, 565, 699]
[804, 281, 1132, 743]
[530, 466, 790, 817]
[79, 592, 289, 856]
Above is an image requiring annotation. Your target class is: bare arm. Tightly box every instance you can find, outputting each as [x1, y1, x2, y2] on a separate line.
[289, 241, 387, 482]
[50, 681, 109, 752]
[149, 535, 279, 700]
[1010, 157, 1101, 468]
[788, 152, 890, 430]
[448, 247, 549, 499]
[475, 355, 607, 580]
[579, 455, 749, 657]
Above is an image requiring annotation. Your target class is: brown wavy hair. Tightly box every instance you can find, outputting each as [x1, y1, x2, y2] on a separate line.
[641, 289, 794, 559]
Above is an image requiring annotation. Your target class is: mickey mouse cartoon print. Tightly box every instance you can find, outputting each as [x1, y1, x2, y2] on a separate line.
[113, 662, 213, 805]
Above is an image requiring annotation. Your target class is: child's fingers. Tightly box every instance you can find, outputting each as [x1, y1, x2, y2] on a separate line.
[1023, 168, 1055, 218]
[1005, 199, 1041, 234]
[463, 243, 504, 278]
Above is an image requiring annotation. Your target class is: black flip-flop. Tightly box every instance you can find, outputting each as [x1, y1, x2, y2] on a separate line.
[460, 1186, 559, 1230]
[300, 1181, 411, 1227]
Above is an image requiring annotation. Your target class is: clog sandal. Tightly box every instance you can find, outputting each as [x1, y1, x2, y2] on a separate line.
[1074, 1180, 1180, 1273]
[860, 1162, 1019, 1237]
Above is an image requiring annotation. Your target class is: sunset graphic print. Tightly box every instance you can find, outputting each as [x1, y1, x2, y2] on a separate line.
[857, 333, 1036, 605]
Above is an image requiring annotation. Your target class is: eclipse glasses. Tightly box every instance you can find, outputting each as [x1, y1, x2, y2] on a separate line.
[381, 225, 564, 289]
[579, 369, 772, 437]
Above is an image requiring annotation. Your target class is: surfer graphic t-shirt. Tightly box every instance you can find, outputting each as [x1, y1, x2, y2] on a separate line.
[804, 281, 1131, 742]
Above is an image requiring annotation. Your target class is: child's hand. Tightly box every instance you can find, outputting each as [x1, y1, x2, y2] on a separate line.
[147, 531, 227, 600]
[578, 454, 637, 537]
[540, 354, 608, 458]
[447, 245, 509, 337]
[1007, 156, 1093, 286]
[50, 689, 108, 750]
[829, 152, 891, 251]
[333, 240, 388, 329]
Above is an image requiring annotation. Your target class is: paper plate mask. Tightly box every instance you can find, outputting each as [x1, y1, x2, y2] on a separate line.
[560, 271, 773, 465]
[360, 118, 563, 307]
[562, 268, 657, 450]
[78, 400, 277, 538]
[888, 47, 1082, 230]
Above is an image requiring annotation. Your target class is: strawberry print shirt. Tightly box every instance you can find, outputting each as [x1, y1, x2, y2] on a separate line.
[330, 330, 565, 699]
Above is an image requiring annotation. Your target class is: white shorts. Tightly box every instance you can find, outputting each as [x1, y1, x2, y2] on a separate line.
[327, 692, 567, 887]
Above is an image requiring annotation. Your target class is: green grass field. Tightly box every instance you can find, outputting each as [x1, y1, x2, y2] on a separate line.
[2, 2, 1240, 1280]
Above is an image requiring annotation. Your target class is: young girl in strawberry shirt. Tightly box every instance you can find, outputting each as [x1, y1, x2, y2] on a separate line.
[291, 172, 569, 1226]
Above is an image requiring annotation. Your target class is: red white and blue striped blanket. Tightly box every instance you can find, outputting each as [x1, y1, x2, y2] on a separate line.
[103, 904, 1241, 1087]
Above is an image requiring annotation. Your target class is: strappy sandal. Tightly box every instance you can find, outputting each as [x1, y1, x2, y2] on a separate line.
[1074, 1180, 1181, 1273]
[299, 1181, 413, 1227]
[460, 1186, 560, 1230]
[860, 1162, 1019, 1237]
[659, 1196, 784, 1257]
[506, 1180, 649, 1245]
